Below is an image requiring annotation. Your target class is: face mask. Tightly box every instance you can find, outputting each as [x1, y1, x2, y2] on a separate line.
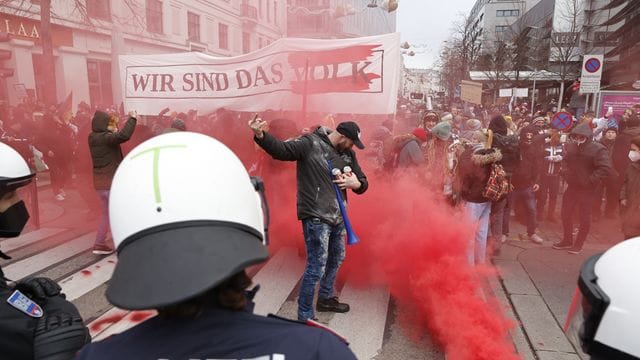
[629, 150, 640, 162]
[0, 201, 30, 238]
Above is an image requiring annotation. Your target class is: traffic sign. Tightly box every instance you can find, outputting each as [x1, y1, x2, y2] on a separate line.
[584, 57, 601, 73]
[580, 54, 604, 94]
[551, 111, 573, 130]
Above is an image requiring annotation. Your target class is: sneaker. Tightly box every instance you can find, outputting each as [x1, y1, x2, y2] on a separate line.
[567, 246, 583, 255]
[500, 234, 507, 244]
[54, 193, 65, 201]
[552, 241, 573, 250]
[572, 228, 580, 236]
[59, 189, 67, 197]
[528, 234, 544, 244]
[92, 244, 115, 255]
[316, 297, 350, 313]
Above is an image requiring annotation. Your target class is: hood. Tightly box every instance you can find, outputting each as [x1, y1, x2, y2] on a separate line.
[570, 123, 594, 138]
[472, 148, 502, 166]
[489, 115, 508, 136]
[431, 121, 452, 141]
[91, 111, 111, 132]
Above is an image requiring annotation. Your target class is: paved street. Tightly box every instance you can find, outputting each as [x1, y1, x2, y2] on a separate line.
[2, 176, 627, 359]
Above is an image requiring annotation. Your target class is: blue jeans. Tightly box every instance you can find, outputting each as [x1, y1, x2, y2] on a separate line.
[298, 218, 346, 321]
[512, 187, 538, 236]
[95, 190, 110, 247]
[465, 201, 491, 265]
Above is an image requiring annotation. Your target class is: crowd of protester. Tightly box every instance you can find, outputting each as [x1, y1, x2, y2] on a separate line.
[367, 101, 640, 264]
[1, 96, 639, 264]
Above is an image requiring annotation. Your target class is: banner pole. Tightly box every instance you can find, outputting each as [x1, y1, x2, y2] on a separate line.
[302, 57, 310, 122]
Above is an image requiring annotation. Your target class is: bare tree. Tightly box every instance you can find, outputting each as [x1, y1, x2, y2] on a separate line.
[548, 0, 585, 109]
[437, 12, 482, 105]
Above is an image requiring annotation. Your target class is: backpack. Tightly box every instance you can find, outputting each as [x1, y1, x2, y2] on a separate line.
[483, 163, 512, 201]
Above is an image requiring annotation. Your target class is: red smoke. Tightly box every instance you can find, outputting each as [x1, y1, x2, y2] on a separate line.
[252, 146, 518, 359]
[347, 175, 518, 360]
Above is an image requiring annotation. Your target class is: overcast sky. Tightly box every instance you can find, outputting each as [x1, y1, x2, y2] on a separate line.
[397, 0, 476, 69]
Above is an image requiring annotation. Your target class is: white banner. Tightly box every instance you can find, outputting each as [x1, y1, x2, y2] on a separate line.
[499, 88, 513, 98]
[119, 33, 401, 115]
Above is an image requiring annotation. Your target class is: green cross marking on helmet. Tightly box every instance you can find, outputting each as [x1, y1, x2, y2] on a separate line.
[131, 144, 187, 203]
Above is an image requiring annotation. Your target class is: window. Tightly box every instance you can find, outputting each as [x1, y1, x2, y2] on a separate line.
[187, 12, 200, 41]
[495, 25, 509, 33]
[259, 0, 263, 18]
[267, 0, 271, 22]
[243, 32, 250, 54]
[87, 0, 110, 21]
[219, 23, 229, 49]
[86, 60, 113, 108]
[274, 1, 277, 25]
[496, 9, 519, 17]
[146, 0, 163, 34]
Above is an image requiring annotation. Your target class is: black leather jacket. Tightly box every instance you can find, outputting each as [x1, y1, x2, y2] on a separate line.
[255, 127, 368, 225]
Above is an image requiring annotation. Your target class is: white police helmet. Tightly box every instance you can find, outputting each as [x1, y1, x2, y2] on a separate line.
[0, 142, 34, 196]
[565, 237, 640, 359]
[105, 132, 268, 310]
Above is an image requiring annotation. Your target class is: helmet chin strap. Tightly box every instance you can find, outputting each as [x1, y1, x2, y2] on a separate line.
[250, 177, 270, 246]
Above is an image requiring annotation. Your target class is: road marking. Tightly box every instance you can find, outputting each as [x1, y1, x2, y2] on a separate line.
[3, 232, 95, 280]
[329, 283, 390, 360]
[88, 307, 130, 339]
[0, 228, 66, 253]
[252, 247, 305, 316]
[92, 310, 157, 341]
[59, 254, 117, 301]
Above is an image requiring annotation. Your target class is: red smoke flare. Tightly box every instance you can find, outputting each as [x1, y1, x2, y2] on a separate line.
[253, 145, 518, 359]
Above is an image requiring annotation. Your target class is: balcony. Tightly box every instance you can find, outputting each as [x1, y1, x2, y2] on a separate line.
[240, 4, 258, 27]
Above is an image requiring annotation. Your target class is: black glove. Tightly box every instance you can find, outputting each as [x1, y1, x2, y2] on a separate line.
[15, 277, 62, 301]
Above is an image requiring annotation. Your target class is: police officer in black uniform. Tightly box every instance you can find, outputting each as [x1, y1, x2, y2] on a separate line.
[0, 142, 89, 360]
[76, 132, 357, 360]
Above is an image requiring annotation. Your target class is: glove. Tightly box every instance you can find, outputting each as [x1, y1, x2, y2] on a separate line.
[15, 277, 62, 301]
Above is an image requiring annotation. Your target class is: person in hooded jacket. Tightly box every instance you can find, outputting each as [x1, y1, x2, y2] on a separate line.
[88, 110, 137, 255]
[553, 123, 612, 254]
[592, 122, 621, 220]
[620, 136, 640, 239]
[612, 108, 640, 184]
[456, 130, 502, 265]
[511, 125, 545, 244]
[487, 115, 520, 254]
[396, 128, 428, 168]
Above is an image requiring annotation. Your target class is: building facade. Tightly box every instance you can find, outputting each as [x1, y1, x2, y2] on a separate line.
[469, 0, 542, 53]
[510, 0, 636, 90]
[0, 0, 286, 108]
[287, 0, 396, 39]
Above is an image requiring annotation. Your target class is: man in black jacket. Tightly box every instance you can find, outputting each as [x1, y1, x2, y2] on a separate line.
[511, 125, 544, 244]
[553, 123, 612, 254]
[249, 116, 368, 321]
[88, 110, 137, 254]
